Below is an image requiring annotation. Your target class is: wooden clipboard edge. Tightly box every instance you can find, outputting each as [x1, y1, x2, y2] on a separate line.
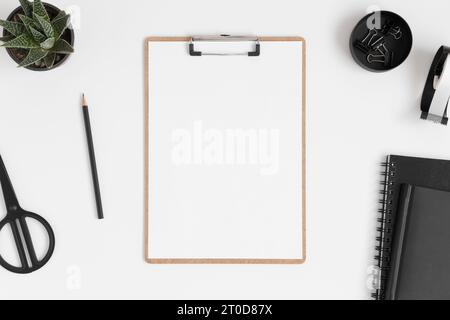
[147, 259, 305, 264]
[144, 36, 306, 265]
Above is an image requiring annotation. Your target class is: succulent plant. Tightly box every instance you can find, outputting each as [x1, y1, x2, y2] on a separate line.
[0, 0, 73, 68]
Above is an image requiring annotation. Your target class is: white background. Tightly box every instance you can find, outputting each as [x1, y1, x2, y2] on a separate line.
[0, 0, 449, 300]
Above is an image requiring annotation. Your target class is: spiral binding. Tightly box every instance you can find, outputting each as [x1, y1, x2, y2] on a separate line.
[372, 157, 396, 300]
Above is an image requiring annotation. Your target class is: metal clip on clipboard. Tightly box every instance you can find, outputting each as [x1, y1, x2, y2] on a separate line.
[189, 35, 260, 56]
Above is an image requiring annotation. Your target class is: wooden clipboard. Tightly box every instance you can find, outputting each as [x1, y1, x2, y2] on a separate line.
[145, 36, 306, 264]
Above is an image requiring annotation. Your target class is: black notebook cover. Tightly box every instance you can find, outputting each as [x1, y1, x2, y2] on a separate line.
[376, 155, 450, 300]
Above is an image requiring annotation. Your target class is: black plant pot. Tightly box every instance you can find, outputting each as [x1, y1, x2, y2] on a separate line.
[2, 3, 75, 71]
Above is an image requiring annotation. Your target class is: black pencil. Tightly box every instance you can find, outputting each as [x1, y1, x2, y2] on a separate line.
[82, 94, 104, 220]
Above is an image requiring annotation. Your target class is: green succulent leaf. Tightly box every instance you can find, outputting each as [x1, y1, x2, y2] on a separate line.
[52, 10, 66, 22]
[29, 26, 46, 43]
[52, 13, 70, 40]
[0, 19, 27, 37]
[19, 0, 33, 17]
[43, 52, 56, 68]
[18, 14, 36, 31]
[0, 35, 14, 42]
[32, 0, 50, 21]
[33, 13, 54, 38]
[1, 33, 39, 49]
[40, 37, 55, 50]
[18, 48, 48, 67]
[49, 38, 74, 54]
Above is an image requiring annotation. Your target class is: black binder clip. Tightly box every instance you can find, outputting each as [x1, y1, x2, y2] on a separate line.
[380, 20, 402, 40]
[421, 46, 450, 125]
[354, 29, 384, 54]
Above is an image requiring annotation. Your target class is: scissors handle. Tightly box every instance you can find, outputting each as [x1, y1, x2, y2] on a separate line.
[0, 211, 55, 274]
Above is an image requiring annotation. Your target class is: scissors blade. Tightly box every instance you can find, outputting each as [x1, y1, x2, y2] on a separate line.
[0, 155, 20, 211]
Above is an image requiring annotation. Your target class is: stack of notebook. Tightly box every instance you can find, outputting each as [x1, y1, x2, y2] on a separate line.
[375, 155, 450, 300]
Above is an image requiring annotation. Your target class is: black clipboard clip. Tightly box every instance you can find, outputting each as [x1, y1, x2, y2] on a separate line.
[189, 35, 260, 57]
[421, 46, 450, 125]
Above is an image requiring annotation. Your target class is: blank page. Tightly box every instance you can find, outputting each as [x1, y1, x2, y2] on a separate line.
[146, 38, 305, 262]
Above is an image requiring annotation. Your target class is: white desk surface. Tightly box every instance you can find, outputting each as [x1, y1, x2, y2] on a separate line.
[0, 0, 449, 300]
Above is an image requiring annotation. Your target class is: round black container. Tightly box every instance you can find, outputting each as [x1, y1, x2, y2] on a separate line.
[2, 3, 75, 71]
[350, 11, 412, 72]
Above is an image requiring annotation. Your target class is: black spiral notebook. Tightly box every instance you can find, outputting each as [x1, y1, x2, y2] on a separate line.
[376, 155, 450, 300]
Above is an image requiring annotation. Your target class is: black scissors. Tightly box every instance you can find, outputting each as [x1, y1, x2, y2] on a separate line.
[0, 155, 55, 274]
